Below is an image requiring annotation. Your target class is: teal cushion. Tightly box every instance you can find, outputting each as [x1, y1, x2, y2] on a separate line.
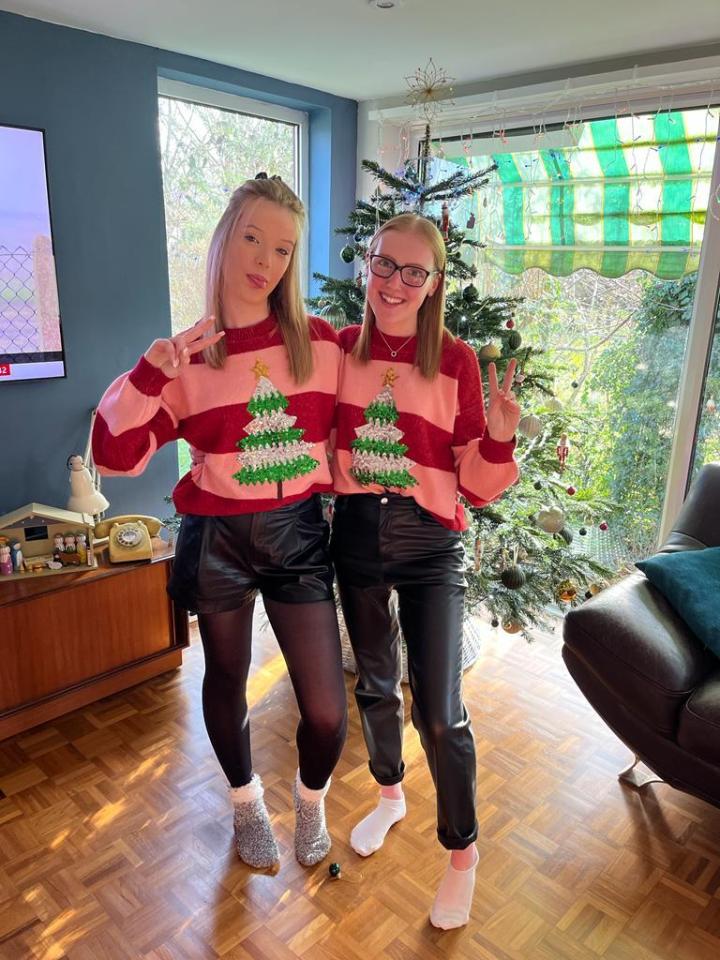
[635, 547, 720, 658]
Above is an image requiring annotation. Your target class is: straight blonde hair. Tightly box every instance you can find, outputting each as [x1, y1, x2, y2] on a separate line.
[353, 213, 451, 380]
[202, 177, 312, 383]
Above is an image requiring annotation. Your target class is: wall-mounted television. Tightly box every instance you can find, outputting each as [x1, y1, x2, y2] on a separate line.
[0, 124, 65, 382]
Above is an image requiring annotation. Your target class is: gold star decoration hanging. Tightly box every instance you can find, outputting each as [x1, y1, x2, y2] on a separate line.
[383, 367, 399, 387]
[405, 58, 455, 124]
[252, 358, 270, 379]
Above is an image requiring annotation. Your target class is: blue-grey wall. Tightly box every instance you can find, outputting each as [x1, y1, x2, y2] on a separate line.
[0, 12, 356, 520]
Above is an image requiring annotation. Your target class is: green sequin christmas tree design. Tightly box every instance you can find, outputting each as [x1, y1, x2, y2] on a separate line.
[233, 359, 318, 498]
[350, 369, 417, 489]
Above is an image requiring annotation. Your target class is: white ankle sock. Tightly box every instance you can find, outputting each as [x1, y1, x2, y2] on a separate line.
[430, 846, 479, 930]
[350, 795, 406, 856]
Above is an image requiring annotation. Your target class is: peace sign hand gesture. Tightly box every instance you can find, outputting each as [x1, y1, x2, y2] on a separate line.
[485, 358, 521, 443]
[143, 316, 225, 380]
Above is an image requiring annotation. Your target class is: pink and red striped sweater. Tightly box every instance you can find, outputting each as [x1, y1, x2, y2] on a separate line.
[332, 324, 519, 530]
[93, 314, 340, 515]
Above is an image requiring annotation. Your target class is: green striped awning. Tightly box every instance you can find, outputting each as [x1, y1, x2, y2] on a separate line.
[450, 107, 719, 279]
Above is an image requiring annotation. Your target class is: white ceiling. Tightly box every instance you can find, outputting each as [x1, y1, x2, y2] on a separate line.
[2, 0, 720, 101]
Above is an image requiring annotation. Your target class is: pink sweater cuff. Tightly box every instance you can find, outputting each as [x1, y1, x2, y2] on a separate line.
[478, 430, 516, 463]
[128, 356, 172, 396]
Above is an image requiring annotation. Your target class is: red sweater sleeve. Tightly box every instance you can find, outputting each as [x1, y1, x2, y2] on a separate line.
[92, 356, 180, 476]
[451, 342, 519, 506]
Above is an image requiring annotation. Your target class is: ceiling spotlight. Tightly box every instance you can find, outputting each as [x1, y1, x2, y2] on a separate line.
[369, 0, 402, 9]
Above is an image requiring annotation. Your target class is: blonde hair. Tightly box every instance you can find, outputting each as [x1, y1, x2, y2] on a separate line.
[203, 177, 312, 383]
[353, 213, 451, 380]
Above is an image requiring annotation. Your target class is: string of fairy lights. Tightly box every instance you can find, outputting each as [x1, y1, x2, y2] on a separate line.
[374, 60, 720, 249]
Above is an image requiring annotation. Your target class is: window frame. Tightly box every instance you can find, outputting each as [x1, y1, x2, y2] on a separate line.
[157, 77, 310, 290]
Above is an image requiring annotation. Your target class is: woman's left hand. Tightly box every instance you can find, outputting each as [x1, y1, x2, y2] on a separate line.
[485, 358, 521, 442]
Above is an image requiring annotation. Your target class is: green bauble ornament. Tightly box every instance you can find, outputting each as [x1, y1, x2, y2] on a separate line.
[500, 565, 527, 589]
[508, 331, 522, 350]
[463, 284, 479, 302]
[558, 526, 574, 545]
[340, 245, 356, 264]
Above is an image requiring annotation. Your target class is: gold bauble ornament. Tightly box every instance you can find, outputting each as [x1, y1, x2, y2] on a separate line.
[556, 580, 578, 603]
[479, 342, 502, 360]
[502, 621, 522, 634]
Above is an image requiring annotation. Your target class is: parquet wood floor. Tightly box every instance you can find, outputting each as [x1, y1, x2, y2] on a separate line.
[1, 608, 719, 959]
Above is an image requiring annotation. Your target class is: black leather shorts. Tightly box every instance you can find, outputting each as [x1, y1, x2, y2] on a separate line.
[168, 495, 334, 614]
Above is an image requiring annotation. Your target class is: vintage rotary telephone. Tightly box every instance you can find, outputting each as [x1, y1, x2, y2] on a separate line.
[93, 515, 163, 563]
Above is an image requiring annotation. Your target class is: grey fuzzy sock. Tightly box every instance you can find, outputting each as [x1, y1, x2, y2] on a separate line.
[230, 774, 279, 869]
[293, 771, 331, 867]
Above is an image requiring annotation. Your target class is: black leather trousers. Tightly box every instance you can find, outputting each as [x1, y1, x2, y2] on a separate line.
[331, 493, 478, 850]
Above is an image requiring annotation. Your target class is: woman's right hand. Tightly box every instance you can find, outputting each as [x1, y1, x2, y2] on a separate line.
[144, 315, 225, 379]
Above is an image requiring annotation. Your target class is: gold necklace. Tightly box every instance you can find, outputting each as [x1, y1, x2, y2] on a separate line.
[376, 327, 415, 359]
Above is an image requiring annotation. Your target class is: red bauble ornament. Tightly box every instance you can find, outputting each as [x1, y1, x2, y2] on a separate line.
[506, 319, 515, 329]
[599, 521, 609, 531]
[566, 485, 576, 495]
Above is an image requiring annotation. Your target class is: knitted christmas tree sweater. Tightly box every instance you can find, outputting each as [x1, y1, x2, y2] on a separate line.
[93, 315, 339, 515]
[332, 324, 519, 531]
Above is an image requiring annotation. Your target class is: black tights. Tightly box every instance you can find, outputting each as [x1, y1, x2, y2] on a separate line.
[197, 597, 347, 790]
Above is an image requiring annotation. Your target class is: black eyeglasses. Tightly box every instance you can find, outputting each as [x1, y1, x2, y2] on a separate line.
[368, 254, 438, 288]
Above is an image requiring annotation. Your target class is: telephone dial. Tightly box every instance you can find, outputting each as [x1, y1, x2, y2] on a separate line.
[93, 515, 163, 563]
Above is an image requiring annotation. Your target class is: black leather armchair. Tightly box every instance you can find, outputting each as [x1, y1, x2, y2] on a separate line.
[562, 462, 720, 807]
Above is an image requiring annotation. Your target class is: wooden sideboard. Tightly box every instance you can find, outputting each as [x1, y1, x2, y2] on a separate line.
[0, 545, 189, 740]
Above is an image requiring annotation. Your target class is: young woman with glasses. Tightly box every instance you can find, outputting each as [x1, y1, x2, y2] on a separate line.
[331, 213, 520, 928]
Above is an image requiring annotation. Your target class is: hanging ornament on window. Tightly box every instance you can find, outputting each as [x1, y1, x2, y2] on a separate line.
[556, 433, 570, 472]
[466, 211, 476, 230]
[441, 201, 450, 239]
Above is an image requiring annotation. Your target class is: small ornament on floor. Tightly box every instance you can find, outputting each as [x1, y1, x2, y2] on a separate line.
[329, 862, 341, 878]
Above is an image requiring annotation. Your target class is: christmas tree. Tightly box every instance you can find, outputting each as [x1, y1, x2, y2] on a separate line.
[351, 374, 418, 489]
[310, 143, 611, 635]
[233, 361, 318, 499]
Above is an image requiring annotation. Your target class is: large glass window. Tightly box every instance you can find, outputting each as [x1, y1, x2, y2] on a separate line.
[439, 106, 719, 567]
[157, 82, 306, 476]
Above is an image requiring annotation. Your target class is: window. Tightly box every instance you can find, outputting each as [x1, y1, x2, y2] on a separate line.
[437, 106, 720, 566]
[157, 80, 307, 476]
